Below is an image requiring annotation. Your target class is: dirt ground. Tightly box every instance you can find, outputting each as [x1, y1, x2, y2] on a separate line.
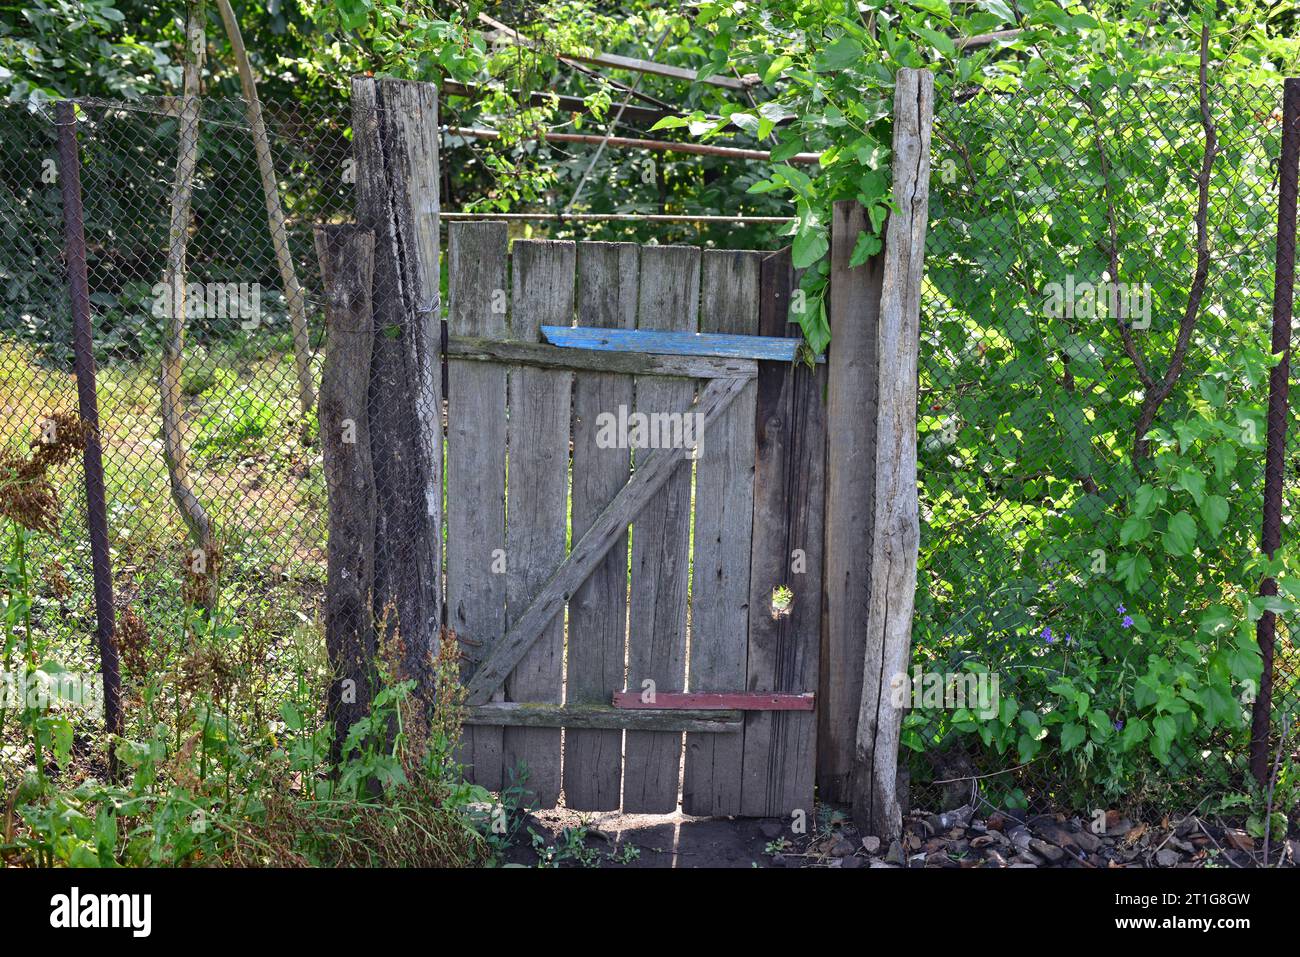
[503, 806, 809, 868]
[504, 802, 1299, 868]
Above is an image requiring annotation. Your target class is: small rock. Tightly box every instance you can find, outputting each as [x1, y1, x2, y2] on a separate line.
[758, 818, 784, 840]
[1155, 848, 1181, 867]
[1176, 815, 1200, 838]
[1029, 839, 1066, 864]
[984, 849, 1008, 868]
[970, 834, 998, 850]
[1106, 817, 1134, 837]
[1073, 829, 1102, 854]
[830, 835, 855, 858]
[869, 859, 899, 868]
[986, 813, 1006, 831]
[769, 853, 791, 868]
[841, 854, 866, 869]
[907, 834, 923, 851]
[885, 840, 905, 865]
[1223, 829, 1254, 852]
[937, 805, 975, 830]
[1007, 826, 1033, 851]
[861, 835, 881, 854]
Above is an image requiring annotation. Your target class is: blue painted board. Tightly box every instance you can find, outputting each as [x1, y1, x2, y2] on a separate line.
[540, 324, 824, 363]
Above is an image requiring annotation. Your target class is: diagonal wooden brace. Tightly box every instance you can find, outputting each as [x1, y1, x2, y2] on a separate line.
[464, 376, 751, 705]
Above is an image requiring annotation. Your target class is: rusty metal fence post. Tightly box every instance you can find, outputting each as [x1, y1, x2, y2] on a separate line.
[1252, 77, 1300, 786]
[56, 100, 124, 755]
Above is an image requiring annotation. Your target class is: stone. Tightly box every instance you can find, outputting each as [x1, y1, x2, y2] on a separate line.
[1029, 839, 1066, 864]
[1072, 829, 1102, 853]
[861, 835, 881, 854]
[1155, 848, 1181, 867]
[1223, 829, 1254, 852]
[830, 835, 855, 858]
[885, 840, 905, 865]
[758, 818, 784, 840]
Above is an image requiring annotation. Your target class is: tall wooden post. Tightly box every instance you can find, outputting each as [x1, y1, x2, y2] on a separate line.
[314, 224, 378, 762]
[852, 67, 933, 841]
[350, 77, 443, 705]
[1252, 77, 1300, 785]
[57, 101, 124, 764]
[821, 201, 884, 803]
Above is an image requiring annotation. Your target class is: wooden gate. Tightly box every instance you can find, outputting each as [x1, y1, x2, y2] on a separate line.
[446, 222, 826, 817]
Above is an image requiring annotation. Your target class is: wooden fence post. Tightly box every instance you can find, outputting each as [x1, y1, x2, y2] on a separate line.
[852, 67, 933, 841]
[820, 201, 884, 803]
[351, 77, 443, 706]
[314, 224, 378, 762]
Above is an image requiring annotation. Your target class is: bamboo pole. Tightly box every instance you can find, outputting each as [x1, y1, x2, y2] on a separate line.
[159, 0, 213, 570]
[446, 125, 822, 165]
[215, 0, 315, 420]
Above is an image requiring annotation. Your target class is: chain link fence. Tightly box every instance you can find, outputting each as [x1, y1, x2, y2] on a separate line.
[911, 78, 1297, 817]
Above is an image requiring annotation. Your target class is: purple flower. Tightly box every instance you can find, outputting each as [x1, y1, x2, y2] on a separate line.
[1113, 719, 1125, 732]
[1065, 634, 1075, 646]
[1121, 615, 1134, 629]
[1041, 627, 1055, 644]
[1116, 604, 1126, 615]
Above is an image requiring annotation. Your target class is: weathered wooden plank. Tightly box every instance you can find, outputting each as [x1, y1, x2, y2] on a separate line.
[623, 245, 700, 814]
[565, 241, 638, 811]
[446, 221, 509, 791]
[446, 336, 756, 379]
[463, 375, 750, 705]
[351, 77, 442, 705]
[854, 68, 932, 842]
[503, 240, 575, 809]
[682, 249, 760, 817]
[615, 692, 813, 712]
[819, 201, 884, 803]
[740, 247, 827, 818]
[467, 703, 742, 733]
[314, 224, 378, 765]
[541, 325, 821, 363]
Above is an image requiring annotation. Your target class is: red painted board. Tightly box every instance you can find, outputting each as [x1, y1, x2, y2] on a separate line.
[612, 691, 815, 711]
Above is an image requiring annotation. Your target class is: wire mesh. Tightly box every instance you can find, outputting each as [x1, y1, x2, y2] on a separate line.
[910, 78, 1296, 817]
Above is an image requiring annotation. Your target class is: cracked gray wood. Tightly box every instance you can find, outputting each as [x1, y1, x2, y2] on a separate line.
[447, 221, 509, 790]
[565, 241, 638, 811]
[852, 67, 932, 842]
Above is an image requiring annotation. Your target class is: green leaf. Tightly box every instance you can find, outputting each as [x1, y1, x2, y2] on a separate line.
[1162, 511, 1197, 556]
[1175, 467, 1206, 505]
[1119, 718, 1148, 752]
[279, 701, 304, 732]
[763, 55, 792, 84]
[1200, 495, 1229, 539]
[978, 0, 1016, 22]
[1116, 552, 1152, 593]
[912, 26, 956, 57]
[813, 36, 864, 72]
[849, 230, 882, 267]
[1209, 443, 1237, 479]
[1132, 484, 1166, 520]
[1060, 722, 1086, 752]
[792, 223, 829, 268]
[1120, 514, 1151, 545]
